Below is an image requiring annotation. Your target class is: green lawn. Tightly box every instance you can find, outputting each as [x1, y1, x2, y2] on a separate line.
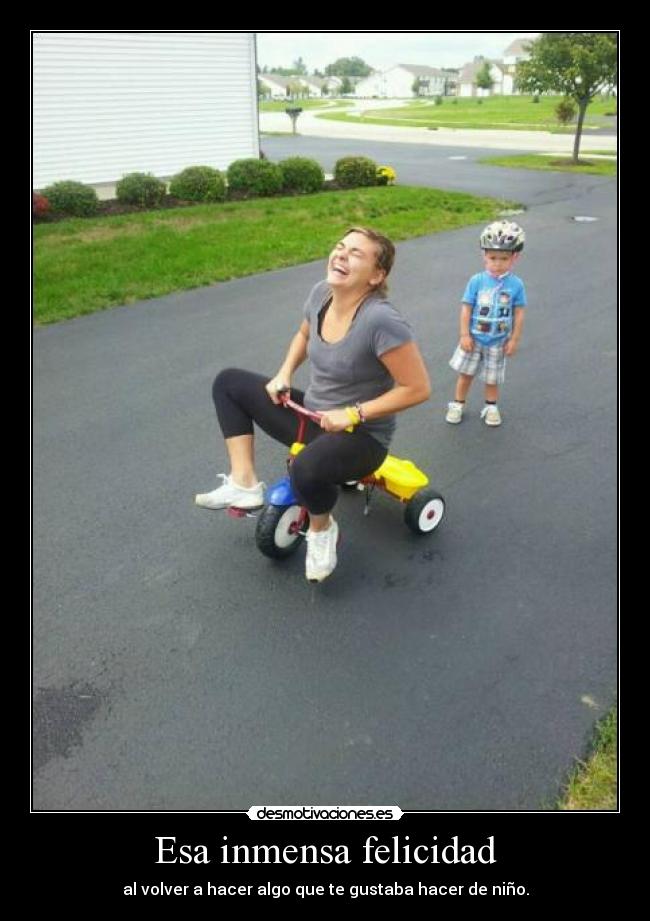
[479, 154, 617, 176]
[558, 709, 617, 810]
[34, 186, 516, 324]
[318, 94, 616, 132]
[259, 98, 352, 112]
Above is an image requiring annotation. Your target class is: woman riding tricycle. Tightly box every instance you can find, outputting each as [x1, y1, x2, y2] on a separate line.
[195, 226, 444, 583]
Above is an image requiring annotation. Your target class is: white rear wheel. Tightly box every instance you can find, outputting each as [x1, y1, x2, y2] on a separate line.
[404, 489, 446, 534]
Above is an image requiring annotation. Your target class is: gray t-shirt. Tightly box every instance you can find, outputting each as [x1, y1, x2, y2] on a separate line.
[302, 280, 414, 448]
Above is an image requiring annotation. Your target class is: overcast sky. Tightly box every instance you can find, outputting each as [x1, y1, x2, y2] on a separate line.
[256, 32, 539, 73]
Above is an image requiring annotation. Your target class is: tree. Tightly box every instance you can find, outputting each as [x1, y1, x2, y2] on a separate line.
[293, 57, 307, 75]
[286, 80, 306, 100]
[516, 32, 617, 162]
[325, 57, 372, 77]
[412, 77, 423, 98]
[340, 76, 353, 95]
[475, 61, 494, 94]
[270, 65, 305, 77]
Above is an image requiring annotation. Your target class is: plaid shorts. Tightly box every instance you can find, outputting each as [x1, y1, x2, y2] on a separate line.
[449, 342, 507, 385]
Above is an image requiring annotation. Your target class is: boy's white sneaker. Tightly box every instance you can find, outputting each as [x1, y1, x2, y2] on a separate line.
[480, 404, 502, 426]
[305, 517, 339, 583]
[195, 473, 265, 509]
[445, 401, 465, 424]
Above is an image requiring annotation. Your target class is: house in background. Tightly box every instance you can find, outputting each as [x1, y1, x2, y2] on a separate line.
[353, 69, 384, 97]
[457, 38, 536, 97]
[502, 37, 535, 94]
[258, 73, 310, 99]
[33, 32, 259, 189]
[323, 76, 343, 94]
[259, 73, 293, 98]
[259, 73, 332, 99]
[355, 64, 455, 98]
[300, 76, 332, 97]
[302, 75, 345, 97]
[457, 57, 506, 97]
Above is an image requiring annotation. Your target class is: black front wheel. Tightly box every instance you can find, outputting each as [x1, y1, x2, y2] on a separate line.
[255, 504, 308, 559]
[404, 488, 446, 535]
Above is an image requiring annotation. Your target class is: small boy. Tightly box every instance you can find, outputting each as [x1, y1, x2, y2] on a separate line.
[446, 220, 527, 427]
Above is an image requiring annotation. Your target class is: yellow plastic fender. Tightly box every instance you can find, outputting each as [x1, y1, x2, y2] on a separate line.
[374, 455, 429, 500]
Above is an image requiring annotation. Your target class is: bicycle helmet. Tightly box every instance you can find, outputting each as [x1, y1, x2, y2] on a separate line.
[480, 220, 525, 252]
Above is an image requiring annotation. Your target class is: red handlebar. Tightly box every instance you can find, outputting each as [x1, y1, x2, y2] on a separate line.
[276, 389, 354, 434]
[278, 391, 323, 423]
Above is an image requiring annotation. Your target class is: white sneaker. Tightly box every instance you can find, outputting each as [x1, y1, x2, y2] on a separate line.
[195, 473, 265, 509]
[480, 404, 502, 426]
[445, 401, 465, 424]
[305, 517, 339, 583]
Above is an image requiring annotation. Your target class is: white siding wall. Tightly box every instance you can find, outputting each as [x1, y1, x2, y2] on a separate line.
[33, 32, 259, 188]
[386, 68, 418, 98]
[369, 67, 448, 99]
[354, 73, 386, 97]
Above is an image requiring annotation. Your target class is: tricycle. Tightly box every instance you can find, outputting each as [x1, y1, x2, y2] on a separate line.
[228, 393, 446, 559]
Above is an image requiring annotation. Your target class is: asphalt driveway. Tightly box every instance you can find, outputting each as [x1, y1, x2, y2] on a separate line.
[33, 143, 617, 810]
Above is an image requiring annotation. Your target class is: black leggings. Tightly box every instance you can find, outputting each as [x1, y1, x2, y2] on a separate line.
[212, 368, 387, 515]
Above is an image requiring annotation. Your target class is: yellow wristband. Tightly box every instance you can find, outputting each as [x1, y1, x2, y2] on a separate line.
[345, 406, 360, 426]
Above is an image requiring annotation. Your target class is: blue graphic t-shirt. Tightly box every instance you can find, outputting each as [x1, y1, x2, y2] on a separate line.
[462, 271, 527, 346]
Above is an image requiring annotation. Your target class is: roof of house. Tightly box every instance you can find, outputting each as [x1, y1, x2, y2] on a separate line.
[301, 76, 327, 88]
[260, 74, 295, 88]
[503, 38, 535, 57]
[396, 64, 446, 78]
[459, 58, 505, 83]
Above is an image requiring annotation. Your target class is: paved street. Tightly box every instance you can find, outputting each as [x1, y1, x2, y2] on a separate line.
[260, 103, 617, 151]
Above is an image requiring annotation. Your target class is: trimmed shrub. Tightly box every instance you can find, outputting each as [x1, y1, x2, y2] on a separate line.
[33, 192, 50, 217]
[169, 165, 226, 202]
[532, 95, 540, 104]
[278, 157, 324, 194]
[434, 95, 443, 106]
[226, 158, 283, 197]
[555, 98, 577, 125]
[334, 155, 378, 188]
[116, 172, 167, 207]
[40, 180, 99, 217]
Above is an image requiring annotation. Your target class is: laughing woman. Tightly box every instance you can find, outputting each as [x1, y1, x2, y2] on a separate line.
[195, 226, 431, 582]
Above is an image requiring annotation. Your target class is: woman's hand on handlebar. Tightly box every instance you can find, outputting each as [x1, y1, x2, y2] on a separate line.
[319, 408, 355, 433]
[266, 376, 291, 405]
